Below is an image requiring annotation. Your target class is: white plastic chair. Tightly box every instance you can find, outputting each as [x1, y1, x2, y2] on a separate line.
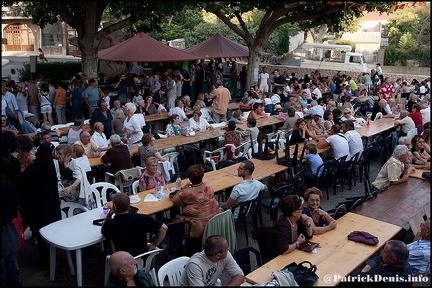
[51, 123, 71, 130]
[104, 247, 162, 285]
[60, 201, 89, 218]
[162, 151, 179, 174]
[203, 147, 228, 171]
[225, 141, 251, 160]
[132, 180, 140, 194]
[157, 256, 190, 286]
[242, 111, 251, 119]
[373, 112, 382, 121]
[105, 166, 144, 194]
[90, 182, 121, 208]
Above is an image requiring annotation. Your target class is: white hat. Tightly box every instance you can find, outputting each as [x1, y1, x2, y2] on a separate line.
[25, 112, 35, 118]
[274, 104, 282, 110]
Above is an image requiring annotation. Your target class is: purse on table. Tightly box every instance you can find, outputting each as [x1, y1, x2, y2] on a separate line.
[298, 240, 320, 252]
[283, 261, 319, 286]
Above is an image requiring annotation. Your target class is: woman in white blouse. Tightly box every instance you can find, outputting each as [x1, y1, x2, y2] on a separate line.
[188, 110, 213, 131]
[123, 102, 143, 144]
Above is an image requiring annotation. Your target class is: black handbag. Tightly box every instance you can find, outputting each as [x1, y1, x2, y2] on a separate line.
[283, 261, 319, 286]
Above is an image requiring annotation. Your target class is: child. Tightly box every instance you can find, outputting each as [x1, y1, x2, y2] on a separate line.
[302, 143, 324, 187]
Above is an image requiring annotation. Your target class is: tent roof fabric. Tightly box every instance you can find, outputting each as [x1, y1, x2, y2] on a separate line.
[184, 33, 272, 60]
[98, 32, 201, 63]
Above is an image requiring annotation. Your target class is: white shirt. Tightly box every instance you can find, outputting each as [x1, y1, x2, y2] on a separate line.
[420, 106, 430, 124]
[344, 130, 364, 159]
[168, 107, 187, 121]
[312, 87, 322, 99]
[188, 117, 210, 131]
[123, 115, 144, 144]
[270, 93, 281, 104]
[326, 133, 350, 160]
[91, 131, 109, 148]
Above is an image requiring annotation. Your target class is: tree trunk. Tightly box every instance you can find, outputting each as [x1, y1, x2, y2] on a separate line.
[78, 37, 99, 81]
[246, 44, 263, 89]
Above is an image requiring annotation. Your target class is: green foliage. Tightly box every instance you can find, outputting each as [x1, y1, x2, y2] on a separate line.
[332, 39, 356, 51]
[18, 62, 82, 81]
[398, 33, 416, 50]
[384, 46, 430, 67]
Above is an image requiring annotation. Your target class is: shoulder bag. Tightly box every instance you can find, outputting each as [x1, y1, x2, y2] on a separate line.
[283, 261, 319, 286]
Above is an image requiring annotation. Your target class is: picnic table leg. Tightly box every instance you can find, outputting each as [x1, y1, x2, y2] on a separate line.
[76, 249, 83, 286]
[49, 245, 57, 281]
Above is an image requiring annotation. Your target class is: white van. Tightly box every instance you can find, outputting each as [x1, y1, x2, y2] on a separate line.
[299, 43, 369, 73]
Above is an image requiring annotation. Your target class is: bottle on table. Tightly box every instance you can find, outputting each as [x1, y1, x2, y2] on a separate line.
[176, 175, 182, 191]
[155, 180, 163, 200]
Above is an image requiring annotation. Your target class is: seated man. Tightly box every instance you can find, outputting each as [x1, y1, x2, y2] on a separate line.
[101, 193, 167, 257]
[20, 112, 38, 134]
[351, 240, 412, 287]
[33, 121, 59, 146]
[74, 130, 101, 158]
[168, 99, 188, 121]
[220, 160, 267, 219]
[1, 115, 19, 135]
[101, 134, 133, 174]
[317, 124, 350, 161]
[91, 121, 110, 151]
[179, 235, 244, 286]
[407, 219, 430, 275]
[342, 120, 363, 160]
[371, 145, 415, 195]
[105, 250, 155, 286]
[40, 130, 59, 148]
[394, 110, 416, 137]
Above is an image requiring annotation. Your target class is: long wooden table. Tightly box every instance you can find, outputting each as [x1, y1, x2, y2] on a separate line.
[409, 167, 430, 180]
[55, 123, 93, 137]
[355, 118, 395, 138]
[353, 177, 429, 231]
[245, 212, 401, 286]
[218, 157, 288, 181]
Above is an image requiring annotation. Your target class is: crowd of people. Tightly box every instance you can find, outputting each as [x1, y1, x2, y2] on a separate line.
[1, 60, 430, 286]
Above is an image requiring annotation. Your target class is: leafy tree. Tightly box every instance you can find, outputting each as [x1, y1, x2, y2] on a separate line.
[198, 1, 396, 88]
[2, 1, 183, 80]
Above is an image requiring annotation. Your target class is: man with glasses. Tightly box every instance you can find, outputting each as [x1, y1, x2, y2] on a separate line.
[220, 160, 267, 219]
[180, 235, 244, 286]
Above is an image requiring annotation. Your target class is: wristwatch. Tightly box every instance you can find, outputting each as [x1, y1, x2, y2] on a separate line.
[306, 222, 312, 228]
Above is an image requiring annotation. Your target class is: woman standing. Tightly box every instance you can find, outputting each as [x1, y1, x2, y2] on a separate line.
[20, 144, 61, 258]
[123, 102, 143, 144]
[171, 164, 220, 254]
[302, 187, 337, 234]
[265, 195, 314, 261]
[39, 82, 54, 124]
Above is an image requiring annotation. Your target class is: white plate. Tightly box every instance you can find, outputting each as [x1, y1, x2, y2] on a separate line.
[130, 196, 141, 203]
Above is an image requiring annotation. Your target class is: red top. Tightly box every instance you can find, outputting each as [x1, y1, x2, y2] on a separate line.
[408, 111, 423, 132]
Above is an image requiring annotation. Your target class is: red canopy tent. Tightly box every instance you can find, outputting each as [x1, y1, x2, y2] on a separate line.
[183, 33, 273, 61]
[97, 32, 201, 63]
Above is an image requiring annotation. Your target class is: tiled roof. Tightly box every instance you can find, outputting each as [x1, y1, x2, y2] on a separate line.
[341, 32, 381, 44]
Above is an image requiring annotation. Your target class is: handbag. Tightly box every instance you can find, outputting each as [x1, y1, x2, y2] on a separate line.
[53, 159, 64, 195]
[298, 240, 320, 252]
[278, 112, 287, 121]
[283, 261, 319, 286]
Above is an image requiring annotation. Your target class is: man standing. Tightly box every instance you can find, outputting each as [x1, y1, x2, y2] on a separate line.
[90, 99, 113, 138]
[101, 193, 167, 257]
[220, 160, 267, 219]
[179, 235, 244, 286]
[407, 219, 430, 275]
[21, 78, 40, 125]
[209, 80, 231, 123]
[83, 78, 100, 116]
[1, 83, 19, 127]
[258, 67, 270, 93]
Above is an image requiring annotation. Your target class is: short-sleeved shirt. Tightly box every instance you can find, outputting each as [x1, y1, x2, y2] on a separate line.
[74, 139, 99, 156]
[397, 116, 416, 134]
[138, 145, 157, 167]
[83, 86, 100, 107]
[372, 156, 404, 190]
[325, 134, 350, 160]
[229, 179, 264, 218]
[179, 251, 243, 286]
[305, 154, 323, 176]
[101, 213, 163, 256]
[344, 130, 364, 159]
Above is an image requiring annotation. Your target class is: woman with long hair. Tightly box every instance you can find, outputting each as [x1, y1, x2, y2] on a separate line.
[289, 119, 310, 146]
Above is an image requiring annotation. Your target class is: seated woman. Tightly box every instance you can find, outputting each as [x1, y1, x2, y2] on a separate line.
[56, 144, 93, 208]
[422, 128, 430, 154]
[188, 110, 212, 131]
[411, 135, 430, 165]
[341, 108, 356, 122]
[248, 103, 267, 120]
[170, 164, 220, 255]
[138, 133, 168, 167]
[302, 187, 337, 235]
[181, 95, 192, 111]
[165, 114, 182, 137]
[307, 116, 325, 140]
[289, 119, 310, 146]
[16, 134, 36, 172]
[143, 96, 157, 115]
[71, 143, 93, 184]
[224, 120, 242, 148]
[136, 99, 146, 114]
[194, 93, 206, 109]
[228, 110, 246, 124]
[67, 118, 83, 145]
[138, 156, 164, 191]
[265, 195, 314, 261]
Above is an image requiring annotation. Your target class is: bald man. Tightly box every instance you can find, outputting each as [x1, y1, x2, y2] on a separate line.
[407, 219, 430, 275]
[105, 251, 155, 286]
[91, 121, 110, 151]
[74, 131, 100, 158]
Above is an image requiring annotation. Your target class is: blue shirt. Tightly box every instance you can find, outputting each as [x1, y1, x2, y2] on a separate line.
[305, 153, 323, 176]
[407, 239, 430, 275]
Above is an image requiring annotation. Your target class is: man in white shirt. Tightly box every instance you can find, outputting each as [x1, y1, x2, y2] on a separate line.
[168, 99, 188, 121]
[91, 121, 110, 151]
[317, 124, 350, 161]
[270, 87, 282, 104]
[258, 67, 270, 93]
[420, 100, 430, 125]
[342, 120, 363, 159]
[394, 111, 416, 136]
[311, 82, 322, 102]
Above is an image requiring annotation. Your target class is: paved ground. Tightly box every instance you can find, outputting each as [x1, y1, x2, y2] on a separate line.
[18, 152, 385, 286]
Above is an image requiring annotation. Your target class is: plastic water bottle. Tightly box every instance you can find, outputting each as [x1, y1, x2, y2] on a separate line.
[176, 175, 182, 191]
[155, 180, 162, 199]
[127, 137, 132, 150]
